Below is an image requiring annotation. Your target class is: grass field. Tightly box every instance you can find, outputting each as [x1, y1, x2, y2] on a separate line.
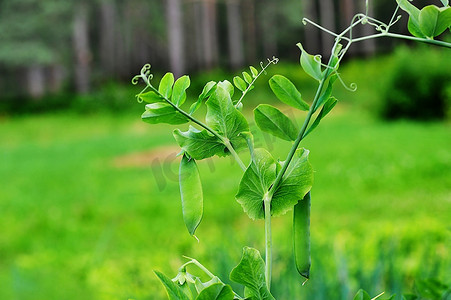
[1, 102, 449, 299]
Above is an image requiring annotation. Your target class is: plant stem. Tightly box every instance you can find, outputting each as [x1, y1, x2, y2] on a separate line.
[147, 85, 247, 171]
[352, 32, 451, 49]
[263, 193, 272, 290]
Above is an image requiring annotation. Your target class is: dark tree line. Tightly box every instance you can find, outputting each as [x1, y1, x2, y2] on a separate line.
[0, 0, 400, 101]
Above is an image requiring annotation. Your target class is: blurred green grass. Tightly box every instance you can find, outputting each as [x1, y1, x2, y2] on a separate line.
[1, 56, 451, 299]
[1, 106, 449, 299]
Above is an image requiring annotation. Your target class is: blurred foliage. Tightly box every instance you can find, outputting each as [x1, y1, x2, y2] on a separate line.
[379, 46, 451, 121]
[0, 108, 449, 299]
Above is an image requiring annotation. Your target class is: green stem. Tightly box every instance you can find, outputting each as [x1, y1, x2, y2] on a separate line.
[352, 32, 451, 49]
[263, 193, 272, 290]
[268, 73, 329, 198]
[147, 85, 247, 171]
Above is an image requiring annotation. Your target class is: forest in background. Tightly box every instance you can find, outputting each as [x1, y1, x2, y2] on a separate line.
[0, 0, 410, 103]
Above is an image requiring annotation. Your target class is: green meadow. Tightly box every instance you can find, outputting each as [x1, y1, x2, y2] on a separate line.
[1, 58, 450, 299]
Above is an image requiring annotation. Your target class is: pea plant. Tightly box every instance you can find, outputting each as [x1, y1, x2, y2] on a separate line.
[132, 1, 451, 299]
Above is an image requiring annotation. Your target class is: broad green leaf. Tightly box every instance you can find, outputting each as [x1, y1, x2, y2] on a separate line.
[206, 84, 249, 152]
[233, 76, 247, 92]
[297, 43, 323, 81]
[172, 75, 190, 106]
[419, 5, 451, 38]
[293, 192, 311, 279]
[173, 126, 225, 160]
[179, 154, 203, 236]
[218, 80, 234, 98]
[229, 247, 275, 300]
[243, 71, 253, 84]
[271, 148, 314, 217]
[254, 104, 298, 141]
[236, 148, 277, 220]
[189, 81, 217, 115]
[396, 0, 424, 37]
[154, 271, 190, 300]
[159, 72, 175, 98]
[139, 91, 163, 103]
[353, 289, 371, 300]
[314, 74, 337, 111]
[304, 97, 338, 138]
[195, 283, 234, 300]
[269, 75, 309, 111]
[194, 277, 221, 294]
[142, 103, 189, 125]
[250, 66, 259, 77]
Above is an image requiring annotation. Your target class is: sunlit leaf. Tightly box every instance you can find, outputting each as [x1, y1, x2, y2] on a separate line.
[173, 126, 225, 160]
[229, 247, 275, 300]
[233, 76, 247, 92]
[206, 84, 249, 152]
[142, 103, 189, 125]
[269, 75, 309, 111]
[250, 66, 259, 77]
[242, 71, 253, 84]
[419, 5, 451, 38]
[139, 91, 163, 103]
[254, 104, 298, 141]
[159, 72, 175, 99]
[396, 0, 425, 37]
[172, 75, 190, 106]
[195, 283, 234, 300]
[297, 43, 323, 81]
[189, 81, 216, 115]
[154, 271, 190, 300]
[271, 148, 314, 217]
[236, 148, 277, 220]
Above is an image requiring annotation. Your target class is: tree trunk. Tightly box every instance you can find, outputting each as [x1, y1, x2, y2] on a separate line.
[201, 0, 219, 69]
[73, 2, 91, 94]
[167, 0, 185, 77]
[27, 65, 46, 100]
[301, 0, 320, 54]
[99, 0, 116, 76]
[318, 0, 336, 58]
[48, 64, 65, 94]
[226, 0, 244, 70]
[260, 0, 278, 58]
[242, 0, 256, 63]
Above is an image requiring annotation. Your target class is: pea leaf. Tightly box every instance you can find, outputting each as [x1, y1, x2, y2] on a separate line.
[250, 66, 259, 77]
[233, 76, 247, 92]
[269, 75, 309, 111]
[229, 247, 275, 300]
[159, 72, 175, 99]
[189, 81, 217, 115]
[314, 74, 337, 112]
[304, 97, 338, 138]
[195, 283, 234, 300]
[154, 271, 190, 300]
[172, 75, 190, 107]
[353, 289, 371, 300]
[297, 43, 323, 81]
[396, 0, 425, 37]
[419, 5, 451, 38]
[254, 104, 298, 141]
[206, 83, 249, 152]
[173, 126, 225, 160]
[142, 103, 189, 125]
[271, 148, 314, 217]
[139, 91, 163, 104]
[243, 71, 253, 84]
[219, 80, 234, 99]
[293, 192, 311, 279]
[179, 154, 203, 236]
[236, 148, 277, 220]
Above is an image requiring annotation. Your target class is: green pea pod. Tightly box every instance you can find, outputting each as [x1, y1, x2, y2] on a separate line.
[293, 191, 311, 279]
[179, 154, 203, 237]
